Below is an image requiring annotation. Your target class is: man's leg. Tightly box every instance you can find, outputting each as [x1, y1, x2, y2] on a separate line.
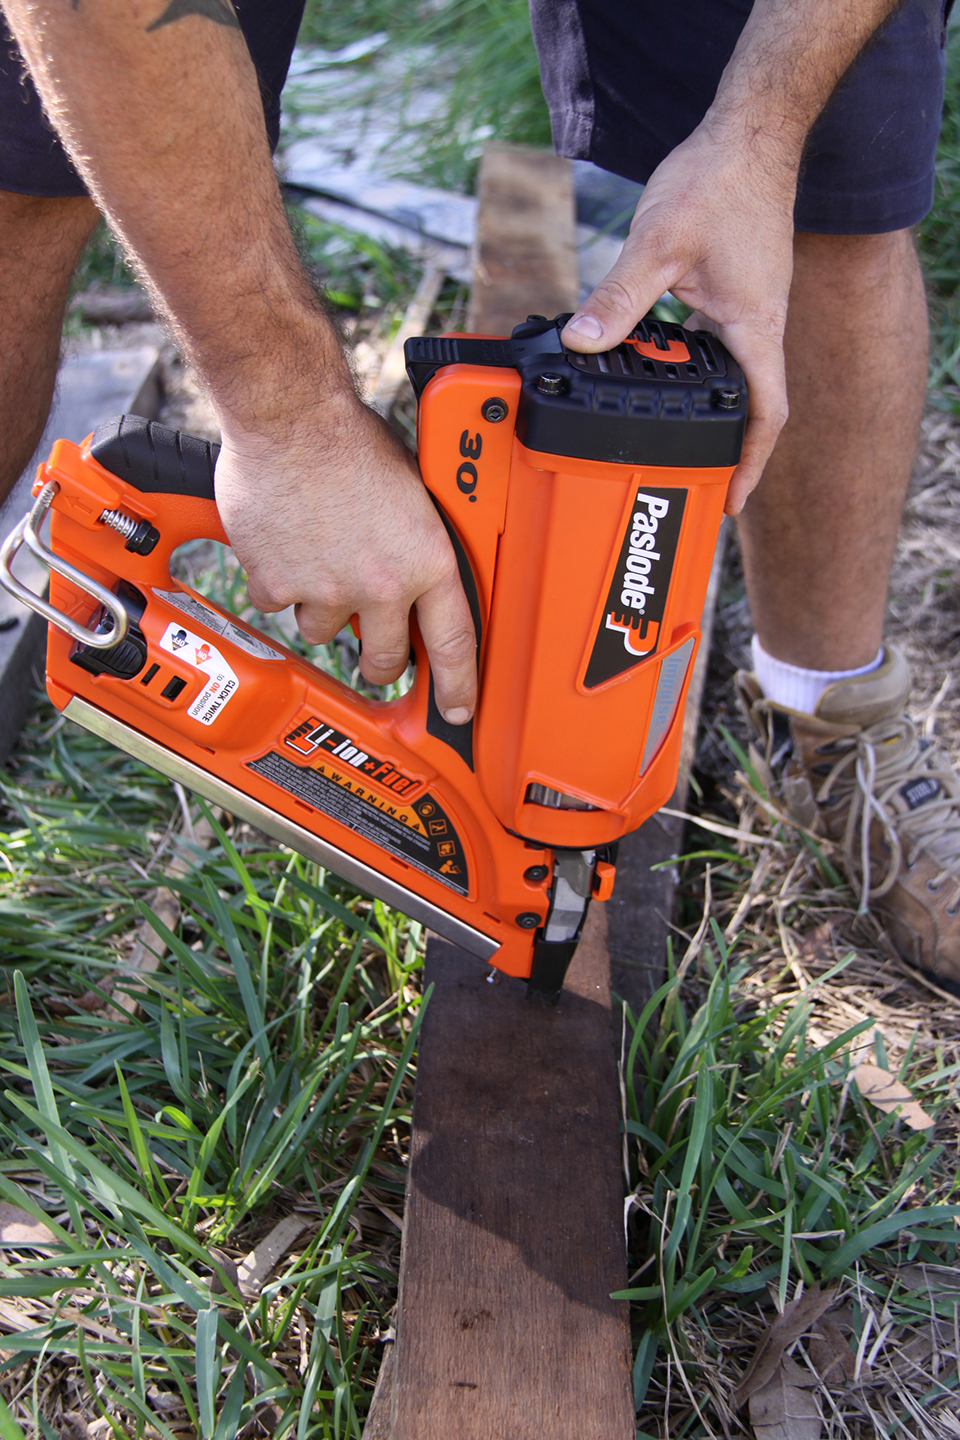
[736, 227, 960, 993]
[737, 227, 928, 673]
[0, 190, 100, 504]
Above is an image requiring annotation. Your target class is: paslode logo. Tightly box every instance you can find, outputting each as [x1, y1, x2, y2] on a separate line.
[584, 486, 687, 689]
[605, 492, 671, 654]
[456, 429, 481, 504]
[604, 613, 660, 657]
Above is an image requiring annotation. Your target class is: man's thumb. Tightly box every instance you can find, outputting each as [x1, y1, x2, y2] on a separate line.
[560, 237, 670, 353]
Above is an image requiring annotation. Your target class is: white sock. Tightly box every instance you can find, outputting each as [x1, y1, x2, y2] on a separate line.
[751, 635, 884, 715]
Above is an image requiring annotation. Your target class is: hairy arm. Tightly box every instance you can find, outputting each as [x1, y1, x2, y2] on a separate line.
[560, 0, 903, 514]
[1, 0, 477, 720]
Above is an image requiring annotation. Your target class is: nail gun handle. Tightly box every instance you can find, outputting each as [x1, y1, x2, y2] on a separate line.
[45, 414, 485, 773]
[89, 414, 220, 504]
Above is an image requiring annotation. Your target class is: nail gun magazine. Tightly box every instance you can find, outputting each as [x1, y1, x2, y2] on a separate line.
[0, 313, 745, 998]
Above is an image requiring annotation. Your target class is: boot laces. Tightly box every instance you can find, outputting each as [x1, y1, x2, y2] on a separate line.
[814, 716, 960, 912]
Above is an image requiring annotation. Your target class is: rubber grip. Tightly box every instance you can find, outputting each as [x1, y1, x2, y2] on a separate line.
[90, 415, 219, 500]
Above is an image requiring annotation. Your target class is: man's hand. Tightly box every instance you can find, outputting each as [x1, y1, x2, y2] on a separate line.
[559, 0, 901, 516]
[562, 121, 794, 515]
[215, 397, 477, 721]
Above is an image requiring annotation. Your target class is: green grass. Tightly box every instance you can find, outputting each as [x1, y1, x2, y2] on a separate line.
[919, 20, 960, 393]
[288, 206, 420, 316]
[0, 703, 425, 1437]
[299, 0, 550, 192]
[620, 929, 960, 1428]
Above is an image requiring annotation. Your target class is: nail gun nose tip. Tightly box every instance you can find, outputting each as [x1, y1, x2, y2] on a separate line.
[443, 707, 472, 725]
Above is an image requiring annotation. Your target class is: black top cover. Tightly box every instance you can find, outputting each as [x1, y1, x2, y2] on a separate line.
[404, 314, 747, 468]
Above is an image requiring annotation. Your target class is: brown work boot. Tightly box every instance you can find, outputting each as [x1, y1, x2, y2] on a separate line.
[737, 644, 960, 996]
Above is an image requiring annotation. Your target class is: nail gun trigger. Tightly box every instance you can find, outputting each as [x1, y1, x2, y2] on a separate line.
[424, 501, 482, 771]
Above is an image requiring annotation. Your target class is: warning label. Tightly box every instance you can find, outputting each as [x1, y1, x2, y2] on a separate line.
[284, 714, 419, 799]
[248, 749, 469, 895]
[153, 588, 283, 662]
[159, 622, 239, 726]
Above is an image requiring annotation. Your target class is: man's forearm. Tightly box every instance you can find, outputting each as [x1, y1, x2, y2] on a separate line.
[1, 0, 353, 435]
[706, 0, 902, 175]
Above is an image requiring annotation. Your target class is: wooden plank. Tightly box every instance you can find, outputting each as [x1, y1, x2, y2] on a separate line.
[363, 1341, 396, 1440]
[372, 257, 447, 419]
[387, 906, 633, 1440]
[468, 144, 578, 335]
[606, 526, 728, 1013]
[363, 144, 631, 1440]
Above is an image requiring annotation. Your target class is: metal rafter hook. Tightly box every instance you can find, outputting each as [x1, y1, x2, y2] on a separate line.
[0, 480, 129, 648]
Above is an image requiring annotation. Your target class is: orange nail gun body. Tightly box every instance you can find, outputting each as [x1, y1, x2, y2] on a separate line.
[0, 315, 744, 996]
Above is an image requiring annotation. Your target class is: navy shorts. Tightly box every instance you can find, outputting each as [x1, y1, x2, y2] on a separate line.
[530, 0, 953, 233]
[0, 0, 306, 198]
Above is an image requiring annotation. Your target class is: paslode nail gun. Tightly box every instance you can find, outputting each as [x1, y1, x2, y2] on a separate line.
[0, 313, 744, 998]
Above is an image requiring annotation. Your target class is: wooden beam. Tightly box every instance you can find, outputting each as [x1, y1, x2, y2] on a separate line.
[468, 144, 579, 335]
[372, 256, 447, 419]
[385, 908, 634, 1440]
[362, 147, 632, 1438]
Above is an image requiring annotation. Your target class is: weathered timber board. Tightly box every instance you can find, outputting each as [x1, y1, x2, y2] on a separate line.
[388, 905, 634, 1440]
[467, 143, 579, 335]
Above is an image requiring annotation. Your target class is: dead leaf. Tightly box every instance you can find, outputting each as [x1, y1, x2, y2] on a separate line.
[0, 1202, 56, 1249]
[896, 1263, 960, 1295]
[237, 1215, 307, 1291]
[808, 1315, 856, 1384]
[749, 1354, 821, 1440]
[59, 1413, 92, 1440]
[112, 810, 219, 1019]
[208, 1246, 240, 1294]
[733, 1285, 838, 1408]
[851, 1063, 934, 1130]
[890, 1319, 959, 1375]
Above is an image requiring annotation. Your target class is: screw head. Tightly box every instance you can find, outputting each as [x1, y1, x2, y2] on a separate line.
[481, 396, 508, 423]
[716, 388, 741, 410]
[125, 520, 161, 556]
[517, 912, 542, 930]
[538, 373, 564, 396]
[524, 865, 549, 884]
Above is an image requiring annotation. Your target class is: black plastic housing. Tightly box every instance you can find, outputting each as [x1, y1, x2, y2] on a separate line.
[70, 582, 148, 681]
[405, 314, 747, 468]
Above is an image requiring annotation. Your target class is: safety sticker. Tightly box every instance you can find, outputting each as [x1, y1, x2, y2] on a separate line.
[159, 622, 240, 726]
[153, 588, 283, 661]
[248, 748, 469, 895]
[583, 485, 687, 688]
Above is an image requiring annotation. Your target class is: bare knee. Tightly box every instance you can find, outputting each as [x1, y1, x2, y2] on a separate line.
[792, 228, 921, 302]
